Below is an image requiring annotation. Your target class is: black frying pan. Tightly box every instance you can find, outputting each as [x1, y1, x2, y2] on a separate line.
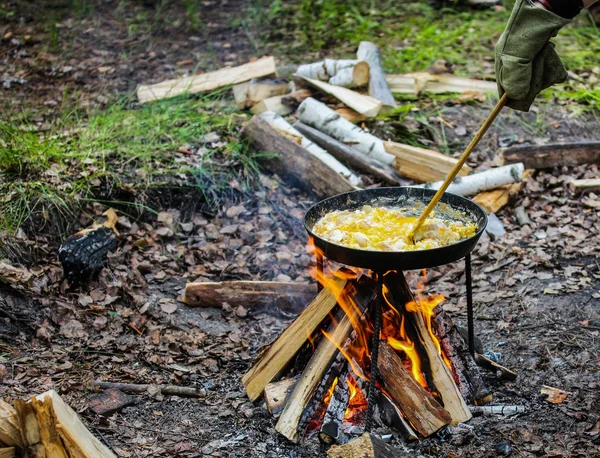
[304, 187, 487, 272]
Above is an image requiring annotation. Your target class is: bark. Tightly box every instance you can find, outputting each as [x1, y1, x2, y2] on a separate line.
[329, 62, 370, 88]
[497, 142, 600, 169]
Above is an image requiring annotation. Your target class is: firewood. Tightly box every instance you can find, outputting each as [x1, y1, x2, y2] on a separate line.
[31, 396, 69, 458]
[384, 141, 471, 183]
[300, 77, 382, 117]
[242, 276, 348, 401]
[0, 400, 23, 448]
[474, 354, 517, 381]
[298, 98, 395, 165]
[183, 280, 316, 310]
[327, 432, 410, 458]
[264, 377, 299, 417]
[357, 42, 397, 111]
[471, 405, 525, 416]
[385, 272, 472, 425]
[431, 308, 492, 405]
[241, 116, 356, 199]
[0, 448, 15, 458]
[496, 142, 600, 169]
[319, 371, 350, 444]
[92, 381, 205, 397]
[137, 56, 277, 103]
[13, 399, 44, 457]
[296, 60, 369, 88]
[233, 79, 288, 109]
[378, 342, 451, 437]
[58, 209, 119, 286]
[257, 111, 362, 187]
[385, 73, 497, 95]
[249, 96, 293, 115]
[416, 163, 525, 197]
[377, 391, 418, 441]
[294, 122, 407, 186]
[281, 89, 313, 107]
[329, 62, 370, 88]
[570, 178, 600, 192]
[334, 107, 366, 124]
[472, 169, 533, 214]
[275, 280, 374, 442]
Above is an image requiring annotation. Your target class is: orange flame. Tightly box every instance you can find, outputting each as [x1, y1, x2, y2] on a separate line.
[344, 374, 368, 420]
[324, 377, 338, 405]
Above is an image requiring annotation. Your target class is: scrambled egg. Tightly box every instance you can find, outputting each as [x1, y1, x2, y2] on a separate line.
[313, 205, 477, 252]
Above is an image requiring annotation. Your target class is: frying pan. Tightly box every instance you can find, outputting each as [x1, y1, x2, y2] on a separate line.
[304, 187, 487, 272]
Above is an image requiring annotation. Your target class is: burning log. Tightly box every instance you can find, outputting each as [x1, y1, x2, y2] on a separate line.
[233, 79, 288, 109]
[319, 372, 350, 444]
[356, 42, 397, 111]
[431, 308, 492, 405]
[183, 280, 316, 310]
[250, 96, 293, 116]
[242, 275, 348, 401]
[496, 141, 600, 169]
[384, 141, 471, 183]
[137, 56, 277, 103]
[241, 116, 356, 198]
[385, 272, 472, 425]
[327, 432, 409, 458]
[474, 354, 517, 381]
[58, 209, 119, 286]
[377, 342, 451, 437]
[300, 77, 382, 117]
[294, 122, 407, 186]
[275, 280, 374, 442]
[265, 377, 299, 417]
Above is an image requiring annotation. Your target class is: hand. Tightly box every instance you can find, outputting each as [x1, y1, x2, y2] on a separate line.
[495, 0, 570, 112]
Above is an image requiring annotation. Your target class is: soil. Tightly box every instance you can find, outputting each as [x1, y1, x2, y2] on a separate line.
[1, 1, 599, 457]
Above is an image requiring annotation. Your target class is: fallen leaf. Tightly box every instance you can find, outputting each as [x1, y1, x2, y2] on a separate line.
[541, 385, 568, 404]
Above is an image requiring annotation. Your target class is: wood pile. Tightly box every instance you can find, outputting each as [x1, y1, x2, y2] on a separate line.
[0, 390, 116, 458]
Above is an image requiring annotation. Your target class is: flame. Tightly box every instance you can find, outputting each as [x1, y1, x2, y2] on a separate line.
[343, 374, 368, 421]
[324, 377, 338, 405]
[306, 327, 316, 353]
[387, 317, 428, 388]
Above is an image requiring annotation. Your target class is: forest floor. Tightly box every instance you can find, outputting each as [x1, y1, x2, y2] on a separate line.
[0, 1, 599, 457]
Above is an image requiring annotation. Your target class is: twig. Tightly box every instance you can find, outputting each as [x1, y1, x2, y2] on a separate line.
[92, 381, 206, 397]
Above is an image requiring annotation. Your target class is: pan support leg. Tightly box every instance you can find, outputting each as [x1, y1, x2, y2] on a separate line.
[365, 272, 383, 432]
[316, 252, 324, 292]
[466, 253, 475, 356]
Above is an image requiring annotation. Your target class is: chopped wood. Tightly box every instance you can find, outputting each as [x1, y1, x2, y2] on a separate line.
[570, 178, 600, 192]
[0, 448, 15, 458]
[474, 353, 517, 381]
[295, 60, 368, 87]
[242, 276, 348, 401]
[378, 342, 451, 437]
[327, 432, 409, 458]
[233, 79, 288, 109]
[183, 280, 316, 310]
[335, 107, 366, 124]
[496, 142, 600, 169]
[13, 398, 44, 457]
[377, 390, 418, 441]
[385, 272, 472, 425]
[0, 400, 23, 448]
[294, 122, 408, 186]
[241, 116, 356, 198]
[541, 385, 569, 404]
[384, 141, 471, 183]
[92, 381, 206, 397]
[298, 98, 395, 165]
[250, 95, 293, 116]
[386, 73, 497, 95]
[329, 62, 370, 88]
[300, 77, 382, 117]
[137, 56, 277, 103]
[31, 395, 69, 458]
[417, 163, 525, 197]
[257, 111, 362, 187]
[265, 377, 299, 418]
[472, 169, 533, 214]
[281, 89, 313, 107]
[357, 42, 396, 110]
[275, 280, 372, 442]
[319, 371, 350, 444]
[471, 405, 526, 416]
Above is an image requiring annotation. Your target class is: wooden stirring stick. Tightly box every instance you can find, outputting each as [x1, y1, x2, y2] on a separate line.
[408, 93, 508, 242]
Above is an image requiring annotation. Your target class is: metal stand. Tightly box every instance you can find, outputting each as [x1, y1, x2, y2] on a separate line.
[364, 274, 383, 432]
[316, 252, 324, 292]
[466, 253, 475, 356]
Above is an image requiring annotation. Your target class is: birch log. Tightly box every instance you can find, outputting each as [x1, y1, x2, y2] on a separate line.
[296, 59, 369, 87]
[329, 62, 370, 88]
[298, 98, 394, 165]
[416, 163, 525, 196]
[301, 77, 382, 117]
[385, 73, 497, 95]
[258, 111, 362, 187]
[357, 42, 396, 110]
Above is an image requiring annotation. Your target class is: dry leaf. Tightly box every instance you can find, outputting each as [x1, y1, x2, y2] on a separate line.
[541, 385, 568, 404]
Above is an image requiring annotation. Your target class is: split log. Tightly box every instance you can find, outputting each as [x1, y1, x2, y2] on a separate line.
[13, 399, 44, 457]
[335, 107, 366, 124]
[92, 381, 206, 397]
[265, 377, 299, 417]
[431, 308, 492, 405]
[300, 77, 382, 117]
[319, 372, 350, 444]
[250, 96, 293, 115]
[377, 391, 418, 441]
[257, 111, 362, 187]
[241, 116, 356, 198]
[0, 400, 23, 448]
[385, 73, 497, 95]
[329, 62, 370, 88]
[378, 342, 451, 437]
[137, 56, 277, 103]
[183, 280, 316, 310]
[242, 276, 347, 401]
[384, 141, 471, 183]
[281, 89, 313, 107]
[570, 178, 600, 192]
[327, 432, 409, 458]
[275, 280, 373, 442]
[294, 122, 407, 186]
[496, 142, 600, 169]
[0, 448, 15, 458]
[416, 163, 525, 197]
[471, 405, 525, 416]
[472, 169, 533, 214]
[233, 79, 288, 109]
[385, 272, 472, 425]
[58, 209, 119, 286]
[357, 42, 396, 110]
[31, 396, 69, 458]
[298, 98, 395, 165]
[474, 353, 517, 381]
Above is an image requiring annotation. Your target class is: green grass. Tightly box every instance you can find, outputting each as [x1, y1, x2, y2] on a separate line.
[0, 93, 262, 239]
